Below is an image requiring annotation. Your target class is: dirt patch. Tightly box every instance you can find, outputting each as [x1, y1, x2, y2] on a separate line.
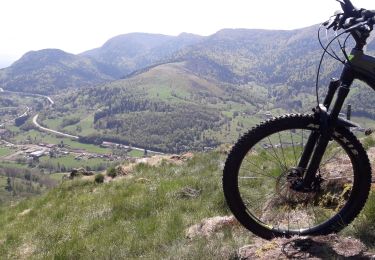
[17, 242, 36, 260]
[237, 235, 374, 259]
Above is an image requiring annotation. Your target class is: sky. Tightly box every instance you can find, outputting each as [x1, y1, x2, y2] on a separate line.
[1, 0, 375, 68]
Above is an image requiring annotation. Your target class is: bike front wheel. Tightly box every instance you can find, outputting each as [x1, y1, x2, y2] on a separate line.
[223, 114, 372, 240]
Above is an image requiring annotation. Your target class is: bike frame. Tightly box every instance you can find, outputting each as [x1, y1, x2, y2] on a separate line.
[298, 31, 375, 189]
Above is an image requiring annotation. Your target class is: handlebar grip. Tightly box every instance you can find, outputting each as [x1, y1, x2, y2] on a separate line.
[362, 9, 375, 18]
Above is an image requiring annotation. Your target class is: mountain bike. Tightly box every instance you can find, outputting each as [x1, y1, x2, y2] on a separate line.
[223, 0, 375, 240]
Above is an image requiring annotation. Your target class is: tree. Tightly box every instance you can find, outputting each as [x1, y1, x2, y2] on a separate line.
[5, 177, 12, 192]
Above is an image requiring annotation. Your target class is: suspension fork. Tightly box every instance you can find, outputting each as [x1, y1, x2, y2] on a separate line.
[297, 79, 340, 170]
[297, 66, 354, 189]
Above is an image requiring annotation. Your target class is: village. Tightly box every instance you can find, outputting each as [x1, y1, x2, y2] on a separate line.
[0, 137, 144, 173]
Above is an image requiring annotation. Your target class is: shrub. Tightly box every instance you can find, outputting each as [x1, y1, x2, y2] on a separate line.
[95, 173, 104, 183]
[362, 136, 375, 151]
[106, 167, 117, 178]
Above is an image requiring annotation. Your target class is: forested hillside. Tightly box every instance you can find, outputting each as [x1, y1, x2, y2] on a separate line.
[2, 26, 375, 152]
[47, 62, 267, 152]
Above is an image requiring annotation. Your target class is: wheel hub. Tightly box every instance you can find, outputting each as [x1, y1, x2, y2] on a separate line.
[274, 167, 322, 206]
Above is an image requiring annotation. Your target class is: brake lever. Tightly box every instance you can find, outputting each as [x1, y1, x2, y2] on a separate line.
[324, 12, 343, 30]
[344, 21, 369, 32]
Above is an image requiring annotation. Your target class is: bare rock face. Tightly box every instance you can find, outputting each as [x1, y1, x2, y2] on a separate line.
[185, 216, 238, 239]
[69, 168, 94, 179]
[238, 235, 373, 259]
[114, 153, 194, 179]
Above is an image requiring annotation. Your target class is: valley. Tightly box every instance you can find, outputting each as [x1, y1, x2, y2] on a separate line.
[1, 25, 375, 208]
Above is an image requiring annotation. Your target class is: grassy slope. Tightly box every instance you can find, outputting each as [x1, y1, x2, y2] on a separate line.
[0, 152, 253, 259]
[0, 151, 374, 259]
[0, 147, 13, 157]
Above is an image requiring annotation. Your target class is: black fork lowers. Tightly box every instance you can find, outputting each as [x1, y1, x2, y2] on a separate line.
[295, 66, 354, 191]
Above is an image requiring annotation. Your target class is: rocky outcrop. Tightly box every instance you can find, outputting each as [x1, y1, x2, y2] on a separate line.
[238, 235, 374, 259]
[186, 216, 239, 239]
[114, 153, 194, 179]
[69, 168, 94, 179]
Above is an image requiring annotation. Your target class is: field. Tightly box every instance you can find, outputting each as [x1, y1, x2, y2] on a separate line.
[39, 154, 115, 172]
[0, 161, 28, 169]
[0, 147, 14, 157]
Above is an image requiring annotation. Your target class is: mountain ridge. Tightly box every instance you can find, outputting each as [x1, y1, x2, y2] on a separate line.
[1, 25, 374, 94]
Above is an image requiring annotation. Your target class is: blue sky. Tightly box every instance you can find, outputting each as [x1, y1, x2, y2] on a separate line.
[0, 0, 374, 68]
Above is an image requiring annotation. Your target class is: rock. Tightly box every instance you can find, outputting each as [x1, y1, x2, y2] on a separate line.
[186, 216, 238, 239]
[18, 209, 31, 217]
[69, 167, 94, 179]
[117, 165, 135, 176]
[176, 187, 201, 199]
[216, 144, 233, 154]
[237, 235, 371, 260]
[115, 153, 194, 179]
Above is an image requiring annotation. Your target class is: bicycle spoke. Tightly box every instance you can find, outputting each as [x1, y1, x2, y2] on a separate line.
[257, 141, 287, 171]
[240, 164, 278, 180]
[290, 130, 298, 166]
[278, 132, 288, 168]
[266, 137, 288, 171]
[226, 115, 362, 237]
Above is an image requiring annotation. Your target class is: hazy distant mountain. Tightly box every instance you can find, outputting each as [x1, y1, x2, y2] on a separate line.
[0, 49, 114, 94]
[81, 32, 204, 77]
[178, 26, 336, 88]
[0, 33, 204, 94]
[1, 27, 375, 109]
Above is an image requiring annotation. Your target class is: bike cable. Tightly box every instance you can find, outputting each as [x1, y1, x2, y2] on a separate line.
[315, 26, 350, 106]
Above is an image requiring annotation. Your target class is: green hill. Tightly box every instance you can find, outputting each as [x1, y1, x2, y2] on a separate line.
[42, 61, 274, 152]
[0, 49, 115, 94]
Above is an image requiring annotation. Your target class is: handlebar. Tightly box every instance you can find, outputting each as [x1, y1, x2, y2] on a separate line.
[337, 0, 357, 17]
[320, 0, 375, 50]
[324, 1, 375, 32]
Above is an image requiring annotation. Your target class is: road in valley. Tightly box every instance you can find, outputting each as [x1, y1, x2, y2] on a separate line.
[1, 89, 164, 155]
[32, 114, 79, 139]
[0, 106, 30, 127]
